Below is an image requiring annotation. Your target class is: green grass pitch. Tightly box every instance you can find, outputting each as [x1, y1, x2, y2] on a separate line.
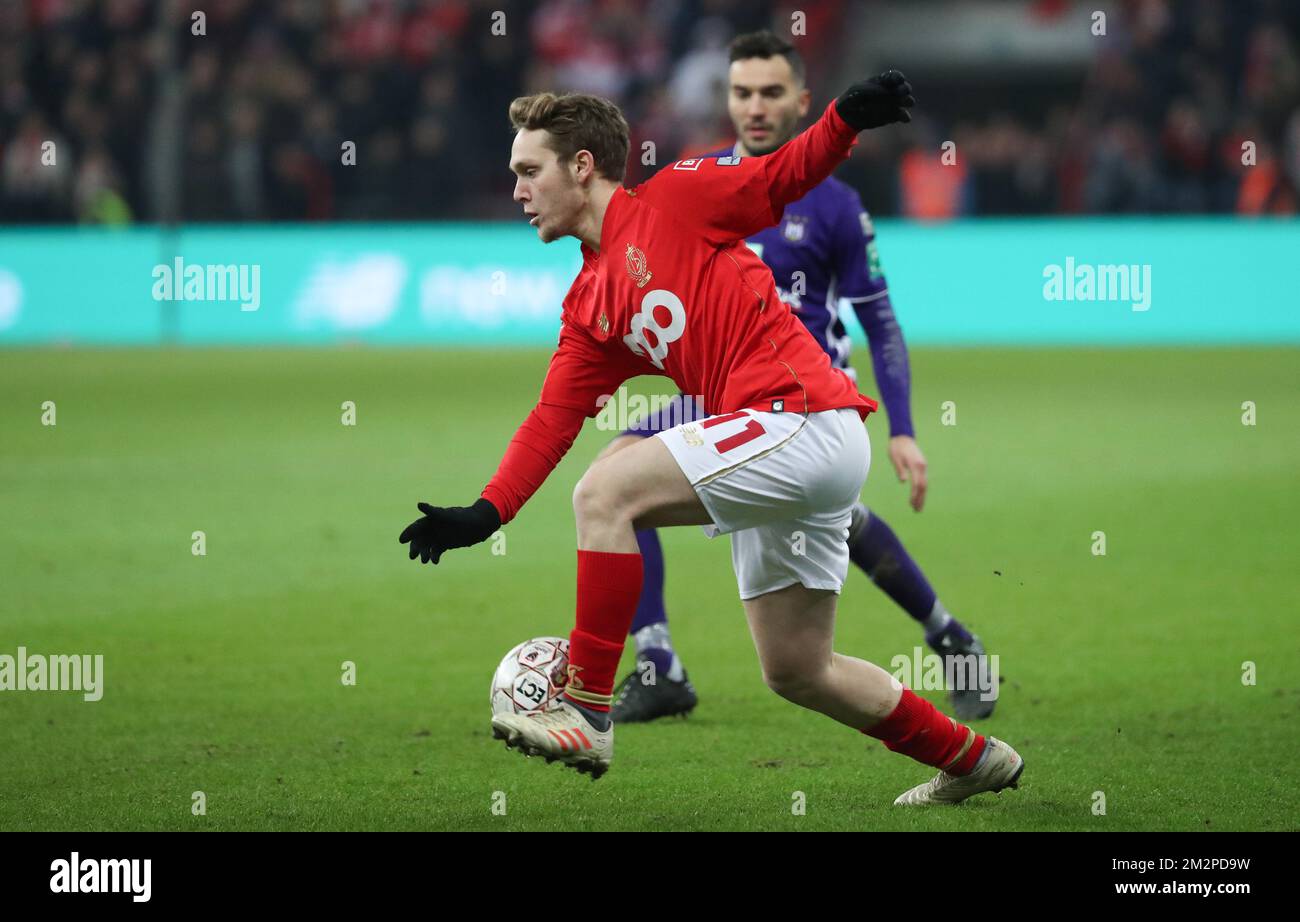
[1, 346, 1297, 831]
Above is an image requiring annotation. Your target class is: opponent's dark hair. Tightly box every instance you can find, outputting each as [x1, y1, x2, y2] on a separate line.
[728, 30, 805, 84]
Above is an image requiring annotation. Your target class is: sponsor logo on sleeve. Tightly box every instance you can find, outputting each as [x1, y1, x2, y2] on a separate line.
[867, 240, 883, 280]
[673, 159, 703, 171]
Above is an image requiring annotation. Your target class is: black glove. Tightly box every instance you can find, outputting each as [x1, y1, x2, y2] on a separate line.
[835, 70, 915, 131]
[399, 498, 501, 565]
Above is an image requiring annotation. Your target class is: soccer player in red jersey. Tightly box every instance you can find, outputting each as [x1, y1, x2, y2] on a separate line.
[400, 72, 1025, 804]
[609, 32, 997, 726]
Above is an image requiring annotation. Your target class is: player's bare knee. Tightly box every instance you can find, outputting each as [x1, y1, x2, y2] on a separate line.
[571, 472, 605, 525]
[572, 466, 630, 527]
[761, 665, 825, 705]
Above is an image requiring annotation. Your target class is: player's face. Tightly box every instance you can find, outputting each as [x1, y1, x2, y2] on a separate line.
[728, 56, 811, 157]
[510, 129, 583, 243]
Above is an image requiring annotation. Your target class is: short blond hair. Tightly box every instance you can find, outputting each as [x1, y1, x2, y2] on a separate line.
[508, 92, 629, 182]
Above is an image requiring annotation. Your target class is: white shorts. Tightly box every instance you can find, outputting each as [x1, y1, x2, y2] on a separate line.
[656, 407, 870, 600]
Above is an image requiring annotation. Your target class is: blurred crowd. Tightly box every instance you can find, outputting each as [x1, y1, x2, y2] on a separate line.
[1, 0, 1297, 224]
[852, 0, 1300, 217]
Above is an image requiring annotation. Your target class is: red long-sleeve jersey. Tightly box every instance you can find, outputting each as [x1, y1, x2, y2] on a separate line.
[482, 101, 878, 524]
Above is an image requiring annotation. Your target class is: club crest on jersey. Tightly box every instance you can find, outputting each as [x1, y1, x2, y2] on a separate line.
[673, 159, 703, 171]
[782, 215, 808, 243]
[625, 244, 653, 288]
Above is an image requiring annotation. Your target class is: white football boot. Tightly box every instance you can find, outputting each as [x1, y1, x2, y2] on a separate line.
[893, 736, 1024, 805]
[491, 699, 614, 780]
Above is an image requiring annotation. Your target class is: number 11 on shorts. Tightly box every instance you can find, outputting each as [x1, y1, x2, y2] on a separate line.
[700, 411, 767, 454]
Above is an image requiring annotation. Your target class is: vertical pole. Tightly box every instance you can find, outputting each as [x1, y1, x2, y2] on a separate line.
[147, 0, 184, 344]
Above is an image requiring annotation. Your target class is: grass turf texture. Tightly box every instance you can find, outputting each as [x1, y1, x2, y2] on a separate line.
[1, 346, 1297, 832]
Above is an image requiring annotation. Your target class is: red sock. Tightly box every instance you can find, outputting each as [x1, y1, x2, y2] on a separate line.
[863, 688, 987, 775]
[563, 550, 643, 713]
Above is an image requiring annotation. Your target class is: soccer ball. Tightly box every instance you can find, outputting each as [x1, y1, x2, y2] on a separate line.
[490, 637, 570, 717]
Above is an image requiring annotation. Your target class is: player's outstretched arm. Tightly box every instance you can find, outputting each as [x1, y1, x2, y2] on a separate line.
[640, 71, 913, 243]
[398, 321, 635, 567]
[400, 499, 501, 565]
[762, 70, 915, 216]
[398, 399, 588, 566]
[833, 70, 915, 131]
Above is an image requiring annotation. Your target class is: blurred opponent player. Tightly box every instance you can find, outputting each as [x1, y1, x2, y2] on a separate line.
[399, 72, 1024, 804]
[604, 32, 996, 724]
